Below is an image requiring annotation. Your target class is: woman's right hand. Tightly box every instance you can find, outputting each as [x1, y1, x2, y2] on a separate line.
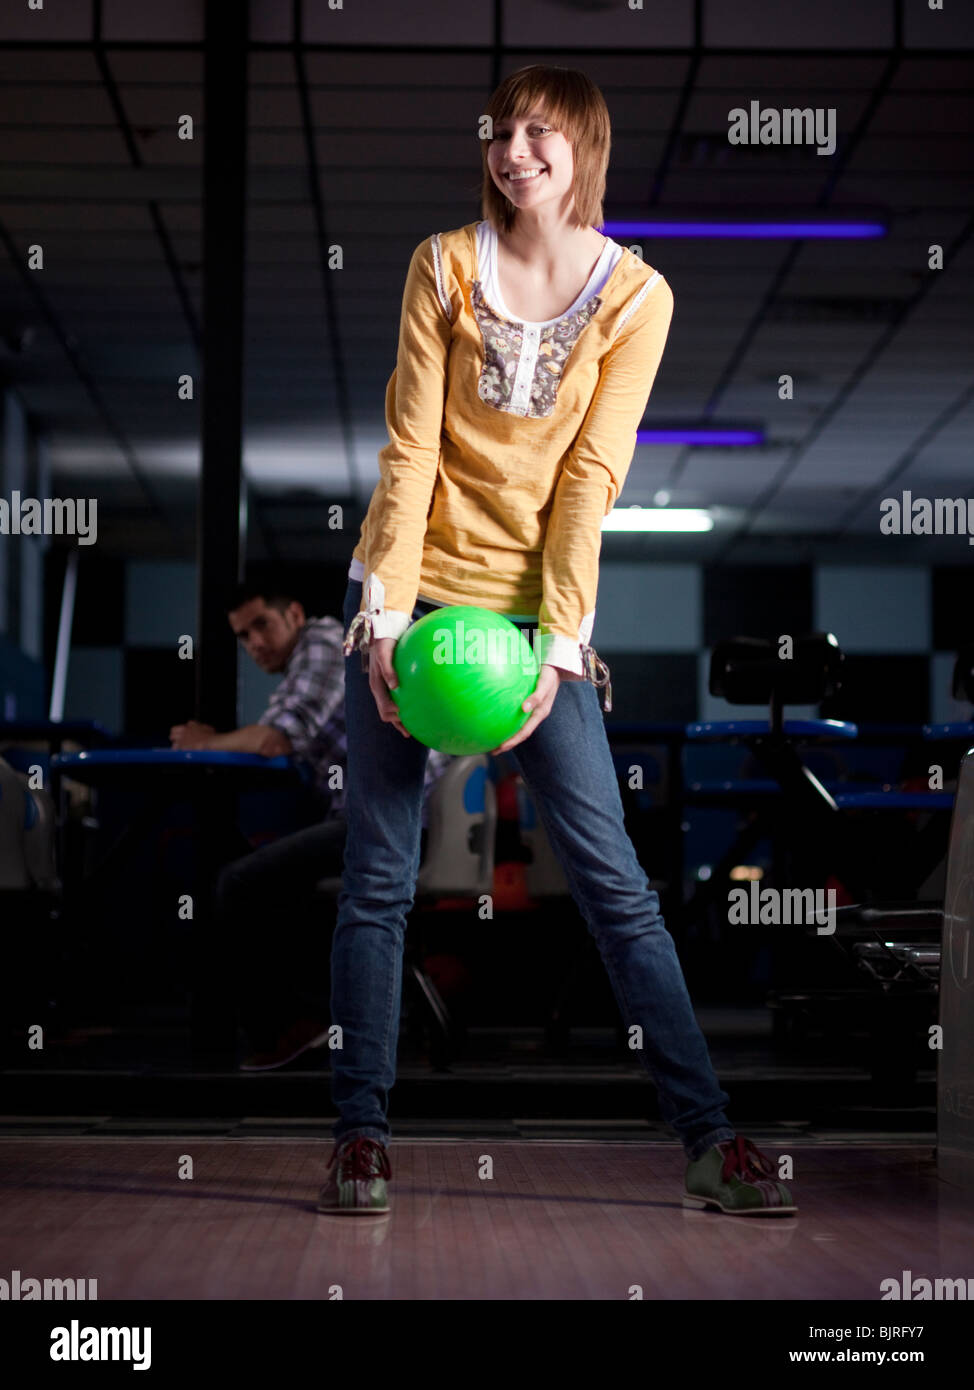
[368, 636, 412, 738]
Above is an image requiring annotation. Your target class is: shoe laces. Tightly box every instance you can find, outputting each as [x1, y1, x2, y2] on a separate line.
[328, 1137, 391, 1181]
[718, 1136, 776, 1184]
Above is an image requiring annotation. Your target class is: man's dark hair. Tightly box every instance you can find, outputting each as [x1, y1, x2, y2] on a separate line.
[224, 581, 301, 617]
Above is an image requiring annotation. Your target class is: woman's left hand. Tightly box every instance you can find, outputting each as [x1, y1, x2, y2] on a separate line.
[490, 663, 583, 755]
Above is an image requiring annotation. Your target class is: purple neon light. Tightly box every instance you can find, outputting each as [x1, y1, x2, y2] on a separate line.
[604, 220, 885, 239]
[637, 429, 763, 446]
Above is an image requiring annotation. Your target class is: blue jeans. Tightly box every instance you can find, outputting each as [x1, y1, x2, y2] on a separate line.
[331, 577, 735, 1163]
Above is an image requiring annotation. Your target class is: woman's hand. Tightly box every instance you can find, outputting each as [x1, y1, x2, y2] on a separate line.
[368, 636, 412, 738]
[490, 662, 583, 755]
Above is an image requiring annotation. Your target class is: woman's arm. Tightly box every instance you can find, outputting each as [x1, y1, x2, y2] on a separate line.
[536, 276, 676, 682]
[344, 236, 453, 657]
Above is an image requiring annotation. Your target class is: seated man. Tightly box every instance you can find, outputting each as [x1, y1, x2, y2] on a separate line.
[170, 580, 451, 1071]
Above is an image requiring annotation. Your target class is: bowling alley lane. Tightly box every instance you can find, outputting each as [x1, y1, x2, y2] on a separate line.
[1, 1136, 971, 1300]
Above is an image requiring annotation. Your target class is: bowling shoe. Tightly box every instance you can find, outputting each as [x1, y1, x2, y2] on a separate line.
[317, 1136, 392, 1215]
[683, 1135, 797, 1215]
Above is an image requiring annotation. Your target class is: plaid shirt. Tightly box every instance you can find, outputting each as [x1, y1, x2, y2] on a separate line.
[257, 616, 451, 823]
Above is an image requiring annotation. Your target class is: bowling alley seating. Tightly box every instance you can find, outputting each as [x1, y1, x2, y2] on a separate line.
[680, 633, 957, 1092]
[415, 755, 498, 899]
[682, 633, 859, 921]
[684, 633, 954, 914]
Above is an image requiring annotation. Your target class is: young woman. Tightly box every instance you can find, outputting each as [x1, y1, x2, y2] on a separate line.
[318, 65, 796, 1219]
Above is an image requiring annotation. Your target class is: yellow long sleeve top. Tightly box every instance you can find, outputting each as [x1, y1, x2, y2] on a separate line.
[342, 219, 675, 709]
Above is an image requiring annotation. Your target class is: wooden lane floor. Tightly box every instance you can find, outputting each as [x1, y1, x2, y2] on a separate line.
[0, 1139, 970, 1300]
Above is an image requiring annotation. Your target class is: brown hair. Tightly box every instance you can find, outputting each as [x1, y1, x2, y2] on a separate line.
[478, 65, 610, 235]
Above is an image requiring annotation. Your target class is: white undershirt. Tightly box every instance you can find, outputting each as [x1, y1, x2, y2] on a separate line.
[478, 218, 624, 328]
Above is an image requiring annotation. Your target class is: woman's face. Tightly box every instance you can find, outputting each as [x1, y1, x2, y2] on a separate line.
[486, 109, 575, 214]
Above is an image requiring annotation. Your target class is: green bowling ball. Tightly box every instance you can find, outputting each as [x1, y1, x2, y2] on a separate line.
[390, 606, 539, 754]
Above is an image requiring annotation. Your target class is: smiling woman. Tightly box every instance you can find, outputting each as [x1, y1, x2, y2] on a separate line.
[325, 63, 795, 1221]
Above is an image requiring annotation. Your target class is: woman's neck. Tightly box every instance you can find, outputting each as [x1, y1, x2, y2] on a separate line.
[497, 215, 602, 275]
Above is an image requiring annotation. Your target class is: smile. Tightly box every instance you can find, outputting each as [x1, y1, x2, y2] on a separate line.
[505, 168, 546, 181]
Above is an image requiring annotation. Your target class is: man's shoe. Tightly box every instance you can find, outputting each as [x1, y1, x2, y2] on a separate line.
[239, 1016, 329, 1072]
[317, 1137, 391, 1215]
[683, 1136, 797, 1215]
